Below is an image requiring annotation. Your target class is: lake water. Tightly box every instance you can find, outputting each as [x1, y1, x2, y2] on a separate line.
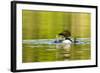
[22, 39, 91, 63]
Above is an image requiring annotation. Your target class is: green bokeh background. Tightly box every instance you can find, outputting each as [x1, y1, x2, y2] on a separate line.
[22, 10, 91, 39]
